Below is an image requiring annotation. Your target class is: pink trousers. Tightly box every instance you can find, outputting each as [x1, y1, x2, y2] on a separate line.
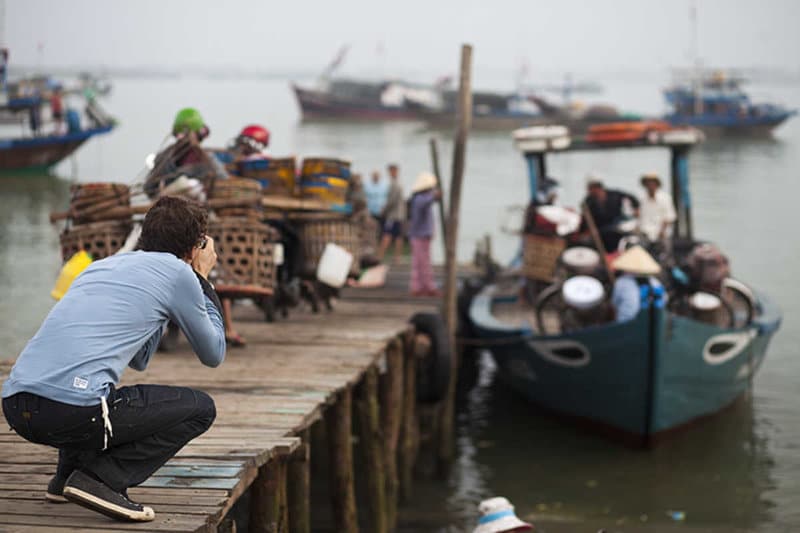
[410, 237, 436, 293]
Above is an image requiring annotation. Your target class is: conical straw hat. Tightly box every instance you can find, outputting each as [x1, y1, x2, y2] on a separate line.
[412, 171, 438, 193]
[612, 245, 661, 275]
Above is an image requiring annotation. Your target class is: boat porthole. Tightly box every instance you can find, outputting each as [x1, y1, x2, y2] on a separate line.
[702, 330, 757, 365]
[528, 339, 591, 368]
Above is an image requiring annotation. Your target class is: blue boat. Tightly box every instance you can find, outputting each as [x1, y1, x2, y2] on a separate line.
[466, 126, 782, 446]
[663, 72, 796, 136]
[1, 89, 115, 171]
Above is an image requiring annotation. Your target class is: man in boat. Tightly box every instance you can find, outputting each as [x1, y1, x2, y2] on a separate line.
[582, 174, 640, 251]
[637, 172, 677, 249]
[378, 163, 407, 264]
[144, 107, 226, 198]
[611, 245, 662, 323]
[50, 86, 65, 135]
[473, 497, 533, 533]
[1, 196, 225, 522]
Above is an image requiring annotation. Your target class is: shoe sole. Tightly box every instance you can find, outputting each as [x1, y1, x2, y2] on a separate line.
[44, 491, 68, 503]
[63, 486, 155, 522]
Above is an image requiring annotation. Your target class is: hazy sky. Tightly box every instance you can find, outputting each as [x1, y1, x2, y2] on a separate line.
[4, 0, 800, 80]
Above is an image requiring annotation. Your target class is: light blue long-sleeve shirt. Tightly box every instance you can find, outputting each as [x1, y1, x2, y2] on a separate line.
[2, 251, 225, 406]
[364, 180, 389, 216]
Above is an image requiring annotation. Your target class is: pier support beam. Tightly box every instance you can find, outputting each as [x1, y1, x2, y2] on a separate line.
[250, 458, 286, 533]
[326, 387, 359, 533]
[287, 429, 310, 533]
[399, 331, 418, 502]
[380, 338, 404, 530]
[356, 365, 388, 533]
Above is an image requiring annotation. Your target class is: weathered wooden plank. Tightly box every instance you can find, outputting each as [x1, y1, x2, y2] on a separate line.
[0, 512, 211, 532]
[0, 498, 222, 517]
[0, 265, 445, 533]
[326, 388, 358, 533]
[355, 365, 387, 533]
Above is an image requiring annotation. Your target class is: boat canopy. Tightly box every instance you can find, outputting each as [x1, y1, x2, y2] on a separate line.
[511, 125, 704, 240]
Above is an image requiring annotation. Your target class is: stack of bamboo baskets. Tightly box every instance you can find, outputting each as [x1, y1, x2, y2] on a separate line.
[59, 183, 133, 261]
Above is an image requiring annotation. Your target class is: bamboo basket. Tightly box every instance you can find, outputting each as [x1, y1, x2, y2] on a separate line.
[207, 178, 263, 219]
[291, 212, 361, 277]
[59, 220, 133, 262]
[207, 217, 281, 297]
[69, 182, 131, 223]
[522, 234, 567, 282]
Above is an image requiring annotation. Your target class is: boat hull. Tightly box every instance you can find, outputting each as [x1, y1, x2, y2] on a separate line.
[0, 126, 114, 171]
[422, 111, 641, 132]
[468, 284, 781, 446]
[292, 84, 421, 122]
[664, 112, 795, 136]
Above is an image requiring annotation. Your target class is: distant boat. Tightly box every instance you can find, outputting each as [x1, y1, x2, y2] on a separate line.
[663, 71, 797, 136]
[419, 91, 642, 132]
[1, 89, 115, 171]
[291, 78, 440, 121]
[463, 125, 782, 446]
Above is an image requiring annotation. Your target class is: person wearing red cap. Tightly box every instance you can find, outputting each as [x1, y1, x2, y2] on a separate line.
[231, 124, 270, 161]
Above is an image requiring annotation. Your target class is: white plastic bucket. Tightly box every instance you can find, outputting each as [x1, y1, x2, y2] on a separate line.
[316, 243, 353, 288]
[562, 275, 605, 310]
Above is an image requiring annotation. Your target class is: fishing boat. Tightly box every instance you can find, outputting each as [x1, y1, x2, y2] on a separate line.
[291, 78, 440, 121]
[420, 90, 642, 132]
[1, 85, 115, 171]
[663, 71, 796, 136]
[464, 125, 782, 446]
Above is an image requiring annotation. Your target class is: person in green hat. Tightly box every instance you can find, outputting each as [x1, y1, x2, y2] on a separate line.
[144, 108, 226, 198]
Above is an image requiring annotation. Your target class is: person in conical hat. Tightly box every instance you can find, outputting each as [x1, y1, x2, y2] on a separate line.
[408, 171, 442, 296]
[612, 245, 661, 275]
[611, 245, 662, 322]
[473, 497, 533, 533]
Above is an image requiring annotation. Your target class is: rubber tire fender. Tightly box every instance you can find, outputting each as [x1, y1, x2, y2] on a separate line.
[410, 312, 452, 404]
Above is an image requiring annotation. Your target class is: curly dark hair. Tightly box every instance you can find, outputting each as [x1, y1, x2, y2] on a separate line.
[137, 196, 207, 259]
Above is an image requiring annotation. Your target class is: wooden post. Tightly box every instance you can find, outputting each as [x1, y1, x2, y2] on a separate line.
[379, 338, 404, 530]
[355, 365, 388, 533]
[326, 387, 359, 533]
[399, 331, 418, 501]
[581, 202, 615, 284]
[429, 137, 448, 256]
[250, 459, 283, 533]
[287, 429, 311, 533]
[439, 43, 473, 476]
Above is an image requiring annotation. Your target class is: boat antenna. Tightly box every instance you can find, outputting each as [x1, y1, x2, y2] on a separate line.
[690, 0, 703, 115]
[318, 44, 349, 88]
[0, 0, 7, 94]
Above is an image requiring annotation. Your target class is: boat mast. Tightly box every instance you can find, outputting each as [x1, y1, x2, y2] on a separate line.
[670, 145, 693, 240]
[690, 0, 703, 116]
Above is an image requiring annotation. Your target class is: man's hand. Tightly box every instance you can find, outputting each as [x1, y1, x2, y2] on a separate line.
[191, 236, 217, 279]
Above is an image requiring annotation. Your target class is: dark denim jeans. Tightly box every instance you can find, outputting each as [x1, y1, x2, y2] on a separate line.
[2, 384, 215, 493]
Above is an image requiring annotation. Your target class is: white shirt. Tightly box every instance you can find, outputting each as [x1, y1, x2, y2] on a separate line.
[638, 189, 677, 241]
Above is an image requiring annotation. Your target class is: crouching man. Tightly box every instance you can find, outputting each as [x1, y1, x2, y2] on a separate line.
[2, 196, 226, 522]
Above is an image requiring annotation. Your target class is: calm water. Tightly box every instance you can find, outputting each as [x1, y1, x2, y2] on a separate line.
[1, 76, 798, 532]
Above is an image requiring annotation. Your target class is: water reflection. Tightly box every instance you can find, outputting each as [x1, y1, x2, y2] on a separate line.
[403, 352, 775, 532]
[0, 173, 70, 358]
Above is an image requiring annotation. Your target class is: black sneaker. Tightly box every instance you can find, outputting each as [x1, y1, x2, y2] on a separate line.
[62, 470, 155, 522]
[45, 475, 69, 503]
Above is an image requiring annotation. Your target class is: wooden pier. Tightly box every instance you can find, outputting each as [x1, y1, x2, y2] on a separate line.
[0, 264, 446, 532]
